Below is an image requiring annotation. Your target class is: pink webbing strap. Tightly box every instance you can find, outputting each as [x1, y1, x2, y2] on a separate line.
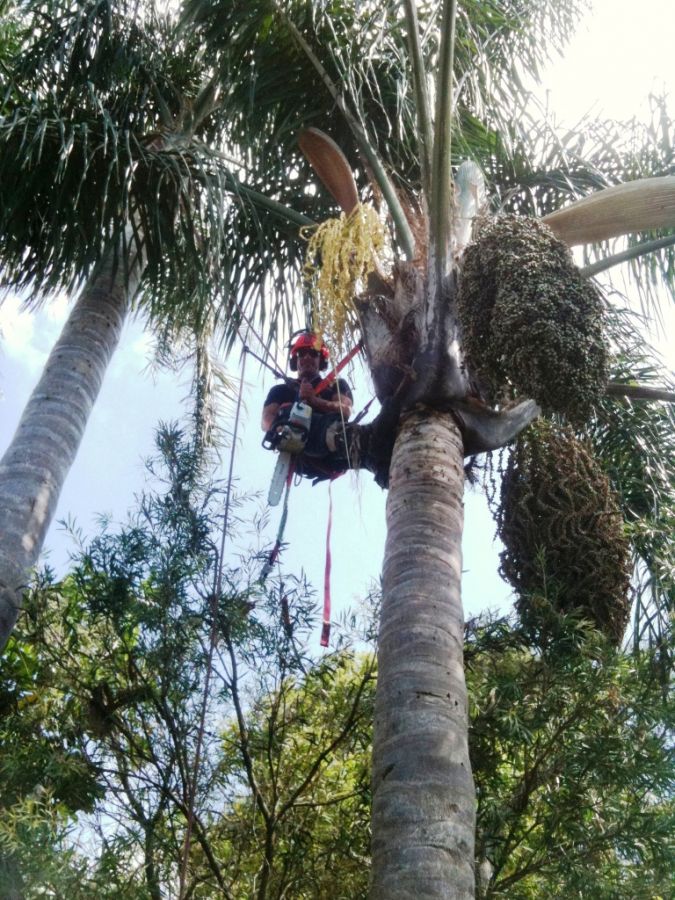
[320, 478, 337, 647]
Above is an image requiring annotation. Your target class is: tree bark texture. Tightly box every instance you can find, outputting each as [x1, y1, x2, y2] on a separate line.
[371, 409, 475, 899]
[0, 253, 136, 648]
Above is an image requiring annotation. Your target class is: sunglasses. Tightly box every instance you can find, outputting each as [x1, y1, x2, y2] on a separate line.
[297, 348, 319, 358]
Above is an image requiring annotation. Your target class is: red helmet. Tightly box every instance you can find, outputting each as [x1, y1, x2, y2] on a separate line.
[289, 331, 329, 371]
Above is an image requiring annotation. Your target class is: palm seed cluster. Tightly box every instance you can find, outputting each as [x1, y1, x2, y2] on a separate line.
[457, 216, 608, 420]
[497, 422, 631, 645]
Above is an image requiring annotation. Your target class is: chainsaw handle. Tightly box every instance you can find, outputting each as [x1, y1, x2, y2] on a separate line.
[262, 403, 292, 451]
[262, 431, 278, 451]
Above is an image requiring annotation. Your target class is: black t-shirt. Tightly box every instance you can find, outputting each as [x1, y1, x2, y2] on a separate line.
[264, 376, 353, 408]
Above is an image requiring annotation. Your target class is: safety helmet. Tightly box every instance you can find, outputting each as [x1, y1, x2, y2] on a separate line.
[289, 331, 329, 371]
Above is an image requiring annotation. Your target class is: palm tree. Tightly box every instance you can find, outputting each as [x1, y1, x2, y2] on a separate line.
[177, 3, 675, 896]
[0, 0, 310, 647]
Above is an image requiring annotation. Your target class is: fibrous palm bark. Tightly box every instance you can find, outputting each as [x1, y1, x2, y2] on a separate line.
[0, 251, 139, 647]
[372, 408, 474, 898]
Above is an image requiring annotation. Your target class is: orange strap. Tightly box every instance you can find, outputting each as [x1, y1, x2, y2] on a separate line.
[314, 341, 363, 396]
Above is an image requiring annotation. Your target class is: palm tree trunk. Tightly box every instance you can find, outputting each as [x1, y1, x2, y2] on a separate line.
[371, 408, 475, 899]
[0, 251, 139, 649]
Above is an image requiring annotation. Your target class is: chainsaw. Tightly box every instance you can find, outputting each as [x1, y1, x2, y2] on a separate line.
[263, 401, 313, 505]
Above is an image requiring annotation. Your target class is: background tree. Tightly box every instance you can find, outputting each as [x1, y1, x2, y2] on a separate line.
[176, 2, 675, 895]
[0, 0, 308, 647]
[0, 424, 378, 898]
[4, 558, 673, 898]
[466, 614, 674, 898]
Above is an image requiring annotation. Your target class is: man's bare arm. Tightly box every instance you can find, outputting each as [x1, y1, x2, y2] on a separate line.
[298, 382, 353, 419]
[262, 403, 280, 432]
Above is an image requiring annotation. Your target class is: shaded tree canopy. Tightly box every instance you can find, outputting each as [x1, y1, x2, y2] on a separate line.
[1, 427, 672, 897]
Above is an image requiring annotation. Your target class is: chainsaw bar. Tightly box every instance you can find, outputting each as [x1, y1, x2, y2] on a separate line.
[268, 452, 292, 506]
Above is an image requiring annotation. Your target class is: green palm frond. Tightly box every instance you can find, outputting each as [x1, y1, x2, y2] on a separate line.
[584, 304, 675, 649]
[181, 0, 587, 192]
[0, 0, 315, 347]
[486, 107, 673, 215]
[1, 0, 215, 297]
[482, 104, 675, 309]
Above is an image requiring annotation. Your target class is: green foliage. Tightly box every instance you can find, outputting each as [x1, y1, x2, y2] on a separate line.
[586, 306, 675, 651]
[0, 0, 304, 345]
[0, 793, 93, 899]
[0, 424, 375, 897]
[467, 616, 675, 898]
[199, 653, 375, 899]
[1, 421, 672, 898]
[458, 216, 608, 418]
[0, 602, 112, 897]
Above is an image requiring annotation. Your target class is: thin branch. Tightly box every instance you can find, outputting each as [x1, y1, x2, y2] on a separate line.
[224, 633, 273, 827]
[403, 0, 433, 203]
[163, 786, 234, 899]
[606, 382, 675, 403]
[429, 0, 457, 279]
[292, 788, 364, 808]
[580, 233, 675, 277]
[220, 169, 315, 228]
[277, 663, 374, 821]
[274, 4, 416, 260]
[183, 141, 316, 228]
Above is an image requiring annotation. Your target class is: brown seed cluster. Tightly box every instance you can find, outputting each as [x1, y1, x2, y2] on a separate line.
[497, 422, 632, 645]
[458, 216, 608, 420]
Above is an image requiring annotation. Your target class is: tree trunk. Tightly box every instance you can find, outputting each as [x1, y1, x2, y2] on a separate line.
[371, 408, 475, 899]
[0, 251, 139, 648]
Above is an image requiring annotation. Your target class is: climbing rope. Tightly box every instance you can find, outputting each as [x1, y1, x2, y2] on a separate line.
[178, 344, 248, 899]
[231, 297, 285, 380]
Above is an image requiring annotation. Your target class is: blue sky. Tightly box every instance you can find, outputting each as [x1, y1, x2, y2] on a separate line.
[1, 0, 673, 637]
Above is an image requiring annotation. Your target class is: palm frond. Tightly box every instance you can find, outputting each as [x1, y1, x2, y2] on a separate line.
[482, 104, 675, 310]
[0, 0, 317, 349]
[584, 303, 675, 649]
[181, 0, 588, 195]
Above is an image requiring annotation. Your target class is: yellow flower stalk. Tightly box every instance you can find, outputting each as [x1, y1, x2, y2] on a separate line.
[302, 203, 385, 354]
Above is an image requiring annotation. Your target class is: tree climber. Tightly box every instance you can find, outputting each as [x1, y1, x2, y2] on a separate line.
[262, 331, 354, 480]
